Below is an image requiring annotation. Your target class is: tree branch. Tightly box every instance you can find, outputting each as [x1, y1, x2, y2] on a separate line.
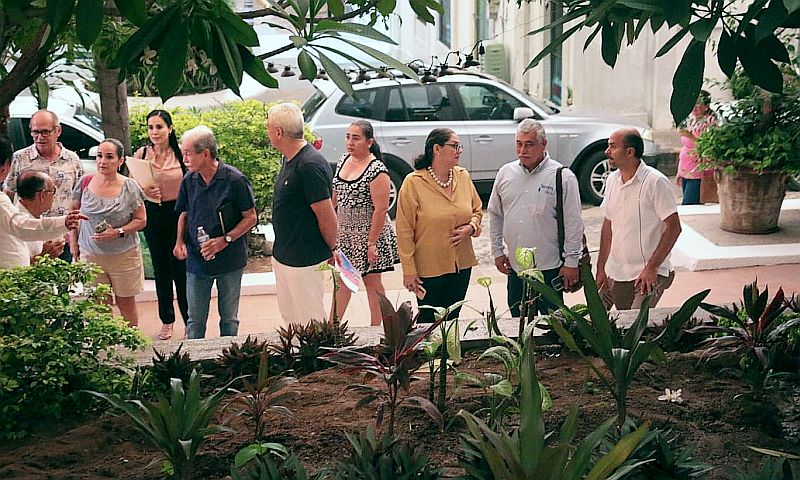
[0, 23, 52, 107]
[257, 43, 295, 60]
[238, 0, 384, 23]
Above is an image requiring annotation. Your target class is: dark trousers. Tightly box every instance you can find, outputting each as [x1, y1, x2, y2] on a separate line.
[417, 268, 472, 323]
[681, 177, 701, 205]
[507, 267, 563, 317]
[59, 242, 73, 263]
[143, 200, 188, 325]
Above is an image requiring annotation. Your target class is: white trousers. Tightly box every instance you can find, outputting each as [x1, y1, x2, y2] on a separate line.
[273, 257, 326, 324]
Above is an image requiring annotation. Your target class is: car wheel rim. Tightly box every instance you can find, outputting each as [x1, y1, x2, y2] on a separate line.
[589, 159, 613, 199]
[388, 181, 398, 211]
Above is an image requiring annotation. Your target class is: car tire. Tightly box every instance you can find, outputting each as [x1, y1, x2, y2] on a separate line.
[386, 167, 405, 219]
[577, 150, 612, 206]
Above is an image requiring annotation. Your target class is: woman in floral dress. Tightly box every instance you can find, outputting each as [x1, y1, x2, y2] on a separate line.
[331, 120, 399, 326]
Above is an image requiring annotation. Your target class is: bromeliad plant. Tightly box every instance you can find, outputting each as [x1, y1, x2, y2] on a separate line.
[86, 370, 234, 480]
[458, 322, 650, 479]
[320, 294, 444, 438]
[527, 262, 710, 422]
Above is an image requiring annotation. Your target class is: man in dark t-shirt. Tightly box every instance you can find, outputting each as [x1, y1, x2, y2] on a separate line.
[174, 126, 257, 339]
[268, 103, 337, 324]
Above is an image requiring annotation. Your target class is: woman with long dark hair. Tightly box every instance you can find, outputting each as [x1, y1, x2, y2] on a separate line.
[395, 128, 482, 323]
[133, 110, 189, 340]
[330, 120, 399, 326]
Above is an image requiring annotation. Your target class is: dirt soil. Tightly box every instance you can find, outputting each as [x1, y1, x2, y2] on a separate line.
[1, 352, 798, 479]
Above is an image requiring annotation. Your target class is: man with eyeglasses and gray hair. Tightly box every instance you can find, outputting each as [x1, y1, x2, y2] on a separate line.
[488, 118, 585, 317]
[4, 109, 84, 262]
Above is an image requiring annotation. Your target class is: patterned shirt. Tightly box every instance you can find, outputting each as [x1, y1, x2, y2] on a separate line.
[5, 143, 84, 216]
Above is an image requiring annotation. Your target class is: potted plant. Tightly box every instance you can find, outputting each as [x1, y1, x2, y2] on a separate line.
[695, 65, 800, 234]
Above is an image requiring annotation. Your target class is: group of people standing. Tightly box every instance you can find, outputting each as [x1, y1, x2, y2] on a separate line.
[0, 102, 684, 340]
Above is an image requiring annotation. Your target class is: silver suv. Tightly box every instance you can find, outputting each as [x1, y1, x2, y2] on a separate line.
[303, 70, 658, 211]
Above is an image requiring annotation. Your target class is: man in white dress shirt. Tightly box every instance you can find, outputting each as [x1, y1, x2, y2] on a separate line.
[16, 171, 66, 264]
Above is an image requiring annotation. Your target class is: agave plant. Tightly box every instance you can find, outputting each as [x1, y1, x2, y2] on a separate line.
[226, 346, 296, 442]
[214, 335, 269, 382]
[457, 323, 650, 480]
[527, 262, 710, 422]
[328, 427, 440, 480]
[86, 370, 233, 480]
[151, 344, 195, 393]
[231, 442, 326, 480]
[689, 281, 799, 368]
[320, 294, 444, 438]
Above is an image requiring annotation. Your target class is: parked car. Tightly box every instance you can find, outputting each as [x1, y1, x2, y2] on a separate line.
[7, 96, 104, 174]
[303, 70, 659, 212]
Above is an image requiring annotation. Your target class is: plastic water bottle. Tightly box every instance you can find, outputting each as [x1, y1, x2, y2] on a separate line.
[197, 226, 214, 260]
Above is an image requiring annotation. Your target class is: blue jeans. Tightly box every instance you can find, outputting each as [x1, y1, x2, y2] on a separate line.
[681, 177, 701, 205]
[186, 268, 243, 339]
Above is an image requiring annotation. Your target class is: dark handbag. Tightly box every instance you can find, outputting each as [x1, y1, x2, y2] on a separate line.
[556, 167, 591, 293]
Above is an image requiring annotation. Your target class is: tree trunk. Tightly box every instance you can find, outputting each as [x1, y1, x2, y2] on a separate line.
[94, 54, 131, 154]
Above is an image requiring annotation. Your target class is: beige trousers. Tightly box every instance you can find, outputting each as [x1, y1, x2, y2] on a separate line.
[273, 257, 326, 324]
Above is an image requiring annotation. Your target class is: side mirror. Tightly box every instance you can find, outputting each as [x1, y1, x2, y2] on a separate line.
[88, 145, 98, 157]
[513, 107, 534, 121]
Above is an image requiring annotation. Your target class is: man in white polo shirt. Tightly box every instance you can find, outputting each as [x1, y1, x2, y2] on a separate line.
[596, 127, 681, 310]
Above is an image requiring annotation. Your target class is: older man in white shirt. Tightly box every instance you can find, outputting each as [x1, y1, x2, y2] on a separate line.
[16, 170, 66, 264]
[488, 119, 585, 317]
[0, 137, 83, 269]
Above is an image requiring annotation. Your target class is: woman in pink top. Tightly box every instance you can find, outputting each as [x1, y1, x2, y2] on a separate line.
[133, 110, 188, 340]
[677, 90, 716, 205]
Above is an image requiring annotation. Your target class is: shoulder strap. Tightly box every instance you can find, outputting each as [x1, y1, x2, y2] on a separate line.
[555, 167, 565, 263]
[80, 173, 94, 191]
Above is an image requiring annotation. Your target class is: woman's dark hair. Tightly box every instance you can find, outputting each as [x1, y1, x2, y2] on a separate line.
[698, 89, 712, 106]
[413, 128, 455, 170]
[350, 120, 382, 160]
[146, 109, 187, 173]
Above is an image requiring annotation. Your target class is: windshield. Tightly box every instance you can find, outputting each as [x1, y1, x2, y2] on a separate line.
[302, 88, 328, 121]
[73, 106, 103, 131]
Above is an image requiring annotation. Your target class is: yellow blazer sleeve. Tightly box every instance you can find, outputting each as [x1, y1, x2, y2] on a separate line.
[395, 176, 418, 276]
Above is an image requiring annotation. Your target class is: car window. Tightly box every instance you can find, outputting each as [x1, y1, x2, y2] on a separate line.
[385, 87, 407, 121]
[59, 124, 99, 159]
[335, 89, 380, 120]
[457, 83, 525, 121]
[302, 88, 328, 120]
[399, 84, 460, 122]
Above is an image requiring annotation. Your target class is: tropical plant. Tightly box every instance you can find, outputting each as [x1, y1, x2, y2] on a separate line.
[320, 294, 444, 438]
[476, 276, 503, 337]
[328, 427, 440, 480]
[230, 443, 325, 480]
[0, 258, 145, 439]
[86, 370, 233, 480]
[457, 323, 650, 480]
[151, 344, 195, 393]
[213, 335, 268, 383]
[422, 300, 468, 413]
[528, 262, 710, 422]
[689, 281, 799, 369]
[726, 447, 799, 480]
[514, 246, 546, 340]
[226, 347, 296, 442]
[599, 418, 713, 479]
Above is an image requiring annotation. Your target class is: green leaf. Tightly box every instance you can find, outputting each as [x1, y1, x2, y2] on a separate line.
[376, 0, 397, 16]
[670, 40, 705, 125]
[317, 50, 354, 97]
[315, 19, 396, 44]
[297, 49, 318, 80]
[514, 246, 536, 270]
[115, 0, 147, 27]
[75, 0, 103, 47]
[217, 7, 259, 47]
[46, 0, 75, 33]
[600, 22, 620, 67]
[212, 25, 244, 95]
[688, 16, 716, 42]
[662, 0, 691, 27]
[717, 31, 738, 77]
[489, 379, 514, 398]
[757, 33, 791, 63]
[156, 20, 189, 101]
[528, 22, 584, 70]
[409, 0, 442, 24]
[240, 48, 279, 89]
[739, 35, 784, 93]
[343, 39, 421, 81]
[785, 0, 800, 14]
[327, 0, 345, 16]
[654, 26, 689, 58]
[755, 0, 788, 42]
[115, 6, 179, 68]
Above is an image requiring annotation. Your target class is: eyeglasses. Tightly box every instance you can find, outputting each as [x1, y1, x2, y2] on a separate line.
[40, 188, 56, 195]
[443, 142, 463, 152]
[30, 128, 56, 137]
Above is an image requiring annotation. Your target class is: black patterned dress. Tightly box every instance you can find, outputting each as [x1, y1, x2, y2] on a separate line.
[333, 155, 400, 275]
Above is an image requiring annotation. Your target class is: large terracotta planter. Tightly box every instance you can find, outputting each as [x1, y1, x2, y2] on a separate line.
[715, 169, 787, 234]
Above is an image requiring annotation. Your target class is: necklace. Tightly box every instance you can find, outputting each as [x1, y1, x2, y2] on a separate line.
[427, 166, 453, 188]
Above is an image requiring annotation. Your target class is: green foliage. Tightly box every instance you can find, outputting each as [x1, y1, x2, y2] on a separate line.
[151, 344, 195, 394]
[231, 443, 326, 480]
[457, 323, 650, 480]
[599, 418, 713, 479]
[130, 101, 316, 216]
[214, 335, 269, 383]
[329, 427, 441, 480]
[272, 319, 358, 376]
[86, 370, 233, 480]
[0, 258, 145, 439]
[321, 295, 444, 438]
[421, 301, 468, 413]
[528, 262, 710, 422]
[528, 0, 800, 123]
[226, 348, 296, 442]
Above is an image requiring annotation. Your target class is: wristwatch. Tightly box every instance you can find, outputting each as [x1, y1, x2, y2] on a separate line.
[118, 228, 125, 238]
[224, 234, 233, 243]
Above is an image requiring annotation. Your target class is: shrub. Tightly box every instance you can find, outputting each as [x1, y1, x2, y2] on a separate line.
[0, 258, 145, 439]
[213, 335, 269, 383]
[129, 101, 316, 216]
[272, 319, 357, 376]
[151, 344, 195, 394]
[329, 427, 440, 480]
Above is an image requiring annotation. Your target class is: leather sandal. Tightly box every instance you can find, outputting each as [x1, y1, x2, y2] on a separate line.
[157, 324, 173, 340]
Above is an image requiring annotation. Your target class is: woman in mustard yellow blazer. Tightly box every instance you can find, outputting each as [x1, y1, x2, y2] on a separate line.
[396, 128, 482, 323]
